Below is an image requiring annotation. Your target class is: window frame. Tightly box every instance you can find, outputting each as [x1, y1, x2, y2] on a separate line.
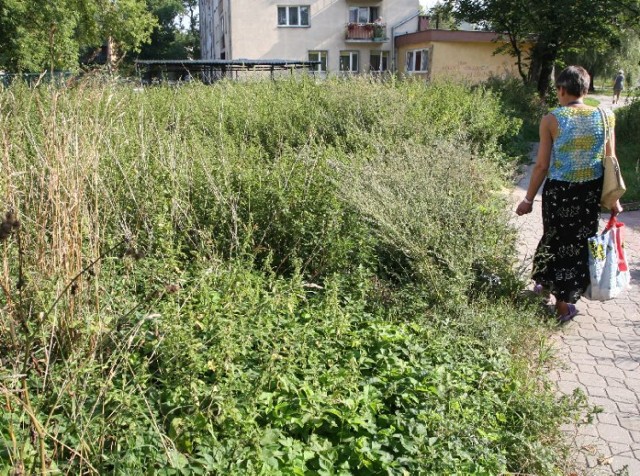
[369, 51, 389, 73]
[277, 5, 310, 27]
[339, 51, 359, 73]
[406, 48, 429, 73]
[348, 6, 379, 24]
[308, 50, 328, 73]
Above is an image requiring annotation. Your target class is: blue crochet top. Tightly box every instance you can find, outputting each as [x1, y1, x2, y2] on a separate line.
[548, 106, 615, 182]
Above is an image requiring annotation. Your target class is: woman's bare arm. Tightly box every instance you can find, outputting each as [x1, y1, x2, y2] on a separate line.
[516, 114, 553, 216]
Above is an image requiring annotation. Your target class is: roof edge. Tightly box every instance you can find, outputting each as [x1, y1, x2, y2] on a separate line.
[395, 29, 505, 47]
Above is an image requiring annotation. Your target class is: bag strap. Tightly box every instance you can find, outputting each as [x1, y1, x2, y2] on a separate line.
[615, 225, 629, 272]
[597, 106, 609, 158]
[604, 214, 617, 231]
[604, 216, 629, 272]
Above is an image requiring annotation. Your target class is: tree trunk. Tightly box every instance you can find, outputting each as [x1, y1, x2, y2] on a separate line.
[49, 24, 57, 75]
[528, 58, 541, 86]
[537, 57, 555, 98]
[106, 36, 114, 74]
[585, 65, 599, 92]
[506, 33, 528, 84]
[528, 42, 557, 99]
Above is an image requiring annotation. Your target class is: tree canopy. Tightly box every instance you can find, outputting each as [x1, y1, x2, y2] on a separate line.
[138, 0, 200, 61]
[563, 28, 640, 91]
[446, 0, 640, 96]
[0, 0, 198, 74]
[0, 0, 79, 72]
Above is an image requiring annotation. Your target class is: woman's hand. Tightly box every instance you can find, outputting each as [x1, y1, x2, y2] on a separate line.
[611, 200, 623, 216]
[516, 200, 533, 216]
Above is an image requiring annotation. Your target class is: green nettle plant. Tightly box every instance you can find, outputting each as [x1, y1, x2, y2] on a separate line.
[0, 76, 589, 475]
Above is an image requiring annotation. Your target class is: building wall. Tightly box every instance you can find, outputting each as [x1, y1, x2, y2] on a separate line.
[432, 41, 518, 81]
[199, 0, 231, 60]
[398, 38, 521, 82]
[199, 0, 216, 59]
[200, 0, 420, 73]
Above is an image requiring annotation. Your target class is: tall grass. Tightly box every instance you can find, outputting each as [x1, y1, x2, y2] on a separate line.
[0, 77, 585, 474]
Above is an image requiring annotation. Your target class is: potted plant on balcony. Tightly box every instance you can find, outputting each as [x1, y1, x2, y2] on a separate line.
[347, 22, 373, 40]
[373, 17, 385, 40]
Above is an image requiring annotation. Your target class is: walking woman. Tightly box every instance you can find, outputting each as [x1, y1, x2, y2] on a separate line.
[516, 65, 623, 322]
[613, 70, 624, 105]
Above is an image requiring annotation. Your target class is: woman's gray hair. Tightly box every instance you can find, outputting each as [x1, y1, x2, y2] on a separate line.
[555, 66, 590, 97]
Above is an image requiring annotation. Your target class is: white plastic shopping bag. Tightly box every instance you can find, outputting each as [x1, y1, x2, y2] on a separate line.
[584, 216, 630, 301]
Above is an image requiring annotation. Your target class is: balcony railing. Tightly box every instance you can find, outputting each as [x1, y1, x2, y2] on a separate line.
[345, 23, 387, 41]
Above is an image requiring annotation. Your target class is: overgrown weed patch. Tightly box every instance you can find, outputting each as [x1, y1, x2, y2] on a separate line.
[0, 77, 586, 474]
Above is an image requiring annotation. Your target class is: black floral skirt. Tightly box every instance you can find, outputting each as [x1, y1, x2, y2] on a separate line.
[532, 177, 603, 303]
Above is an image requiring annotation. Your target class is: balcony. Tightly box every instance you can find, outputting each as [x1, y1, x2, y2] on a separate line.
[345, 23, 388, 42]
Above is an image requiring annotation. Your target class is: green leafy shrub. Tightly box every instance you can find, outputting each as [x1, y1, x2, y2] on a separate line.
[482, 76, 547, 145]
[615, 98, 640, 141]
[0, 77, 585, 474]
[615, 100, 640, 204]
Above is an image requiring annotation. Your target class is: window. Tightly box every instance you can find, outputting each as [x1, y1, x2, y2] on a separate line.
[278, 6, 310, 26]
[370, 51, 389, 72]
[406, 49, 429, 72]
[220, 15, 226, 48]
[340, 51, 359, 73]
[349, 7, 379, 24]
[308, 51, 328, 72]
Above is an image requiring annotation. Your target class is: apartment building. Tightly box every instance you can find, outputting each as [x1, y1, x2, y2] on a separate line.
[199, 0, 420, 74]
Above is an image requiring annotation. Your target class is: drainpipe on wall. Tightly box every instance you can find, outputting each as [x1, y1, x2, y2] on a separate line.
[391, 11, 420, 73]
[227, 0, 233, 60]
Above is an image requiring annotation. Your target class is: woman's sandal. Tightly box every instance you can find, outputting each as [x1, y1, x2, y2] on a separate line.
[557, 303, 578, 324]
[533, 283, 552, 307]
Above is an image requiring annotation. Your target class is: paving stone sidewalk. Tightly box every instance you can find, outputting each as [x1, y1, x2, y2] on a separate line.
[512, 151, 640, 475]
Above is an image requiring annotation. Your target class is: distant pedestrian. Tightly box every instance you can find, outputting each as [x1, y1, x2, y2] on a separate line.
[613, 70, 624, 104]
[516, 66, 623, 322]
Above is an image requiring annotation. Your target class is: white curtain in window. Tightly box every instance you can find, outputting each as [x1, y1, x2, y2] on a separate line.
[300, 6, 309, 25]
[278, 7, 287, 25]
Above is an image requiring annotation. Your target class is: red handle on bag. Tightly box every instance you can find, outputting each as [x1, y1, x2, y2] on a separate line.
[604, 214, 618, 231]
[604, 216, 628, 272]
